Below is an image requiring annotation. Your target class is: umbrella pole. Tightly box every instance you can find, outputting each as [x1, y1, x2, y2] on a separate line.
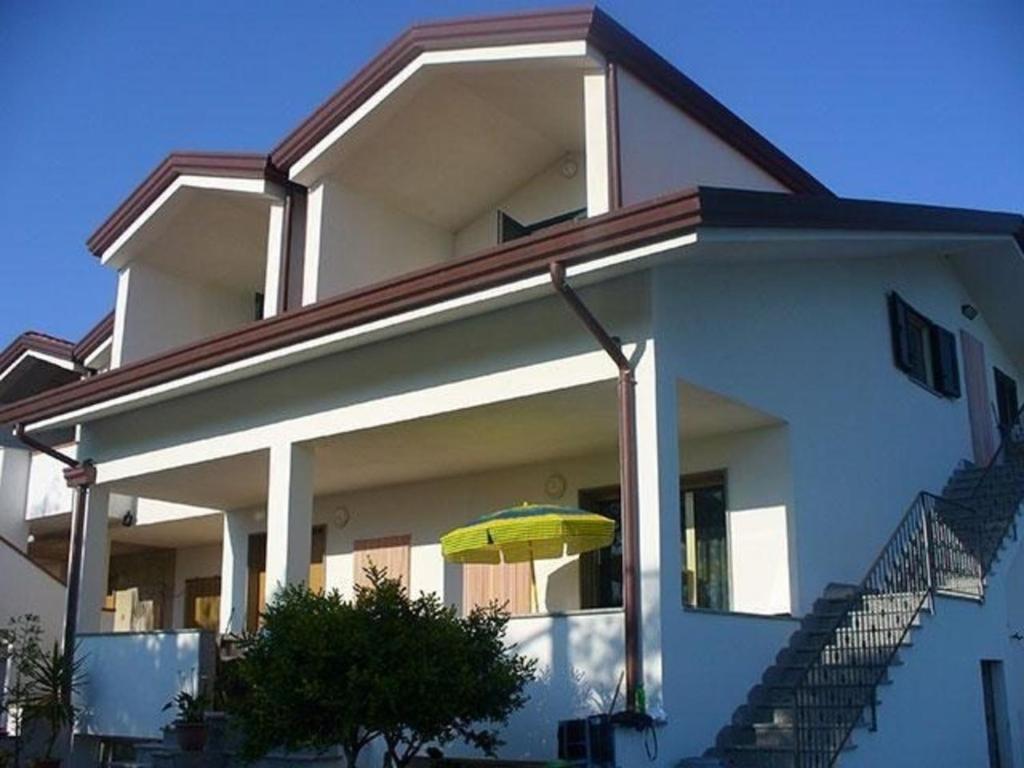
[528, 543, 538, 613]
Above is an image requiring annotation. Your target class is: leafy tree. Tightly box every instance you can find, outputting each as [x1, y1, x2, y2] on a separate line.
[229, 569, 535, 767]
[353, 568, 536, 767]
[228, 586, 380, 767]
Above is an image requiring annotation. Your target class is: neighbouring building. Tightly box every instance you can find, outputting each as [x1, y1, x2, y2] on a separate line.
[1, 6, 1023, 767]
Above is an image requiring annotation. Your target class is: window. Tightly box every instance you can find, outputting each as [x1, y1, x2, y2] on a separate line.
[498, 208, 587, 244]
[353, 533, 411, 589]
[681, 472, 729, 611]
[578, 473, 730, 612]
[888, 292, 961, 397]
[246, 525, 328, 633]
[463, 560, 533, 616]
[994, 368, 1019, 433]
[184, 576, 221, 631]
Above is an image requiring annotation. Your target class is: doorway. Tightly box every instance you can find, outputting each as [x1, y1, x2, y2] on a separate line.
[577, 471, 730, 612]
[962, 331, 997, 464]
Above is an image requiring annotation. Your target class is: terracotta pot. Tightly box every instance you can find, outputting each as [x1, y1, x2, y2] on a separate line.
[174, 722, 208, 752]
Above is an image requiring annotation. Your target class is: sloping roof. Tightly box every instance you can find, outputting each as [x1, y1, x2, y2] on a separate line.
[85, 6, 829, 260]
[73, 311, 115, 363]
[86, 152, 285, 257]
[0, 331, 74, 375]
[2, 187, 1021, 428]
[269, 6, 828, 197]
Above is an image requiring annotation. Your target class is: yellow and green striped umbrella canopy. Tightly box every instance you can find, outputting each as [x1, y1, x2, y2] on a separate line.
[440, 503, 615, 565]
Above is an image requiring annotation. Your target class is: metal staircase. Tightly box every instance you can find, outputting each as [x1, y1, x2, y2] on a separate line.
[686, 415, 1024, 768]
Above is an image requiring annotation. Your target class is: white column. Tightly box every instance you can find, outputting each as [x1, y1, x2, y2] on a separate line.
[220, 511, 252, 634]
[633, 341, 680, 714]
[0, 448, 31, 549]
[301, 183, 325, 306]
[262, 200, 287, 319]
[265, 442, 314, 599]
[583, 67, 610, 216]
[76, 485, 110, 634]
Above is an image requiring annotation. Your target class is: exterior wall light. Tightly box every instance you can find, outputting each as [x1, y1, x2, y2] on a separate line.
[961, 304, 978, 320]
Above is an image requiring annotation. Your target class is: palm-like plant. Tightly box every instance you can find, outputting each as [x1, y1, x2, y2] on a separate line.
[21, 643, 86, 765]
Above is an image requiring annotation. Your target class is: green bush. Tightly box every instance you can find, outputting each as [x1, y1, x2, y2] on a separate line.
[228, 568, 535, 767]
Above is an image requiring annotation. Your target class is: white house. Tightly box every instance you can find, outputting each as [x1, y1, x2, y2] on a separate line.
[2, 7, 1023, 767]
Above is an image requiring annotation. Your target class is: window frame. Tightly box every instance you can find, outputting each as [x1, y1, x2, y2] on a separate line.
[888, 292, 961, 399]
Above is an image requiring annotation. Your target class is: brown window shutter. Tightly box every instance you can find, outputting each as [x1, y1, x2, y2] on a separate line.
[462, 561, 532, 616]
[931, 325, 961, 398]
[888, 292, 913, 372]
[354, 534, 411, 589]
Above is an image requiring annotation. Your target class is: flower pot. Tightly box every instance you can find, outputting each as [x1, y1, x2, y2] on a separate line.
[174, 722, 208, 752]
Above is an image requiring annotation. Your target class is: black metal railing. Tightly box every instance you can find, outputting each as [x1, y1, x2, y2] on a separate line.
[788, 421, 1024, 768]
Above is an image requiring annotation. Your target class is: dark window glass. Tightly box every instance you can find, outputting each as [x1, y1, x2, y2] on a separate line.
[578, 473, 730, 612]
[888, 292, 960, 398]
[994, 368, 1019, 432]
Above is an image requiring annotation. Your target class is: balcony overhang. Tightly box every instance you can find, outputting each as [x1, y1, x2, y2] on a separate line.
[88, 153, 286, 270]
[3, 188, 1021, 436]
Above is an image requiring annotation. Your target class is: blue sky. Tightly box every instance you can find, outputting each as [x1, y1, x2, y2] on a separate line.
[1, 1, 1021, 346]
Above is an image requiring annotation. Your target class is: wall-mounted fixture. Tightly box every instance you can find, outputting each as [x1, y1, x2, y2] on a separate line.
[560, 155, 578, 179]
[334, 506, 351, 529]
[121, 509, 136, 527]
[961, 304, 978, 321]
[545, 473, 567, 500]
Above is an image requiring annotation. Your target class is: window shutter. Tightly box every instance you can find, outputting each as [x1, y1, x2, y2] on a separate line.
[888, 293, 912, 372]
[354, 534, 411, 589]
[463, 561, 532, 616]
[931, 325, 961, 398]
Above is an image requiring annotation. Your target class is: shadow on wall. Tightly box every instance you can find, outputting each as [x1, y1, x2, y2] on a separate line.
[75, 631, 212, 740]
[463, 609, 625, 761]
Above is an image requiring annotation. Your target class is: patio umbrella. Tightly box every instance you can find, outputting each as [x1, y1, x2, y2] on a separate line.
[440, 503, 616, 612]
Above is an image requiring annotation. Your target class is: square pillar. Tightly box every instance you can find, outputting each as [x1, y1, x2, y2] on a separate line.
[265, 442, 314, 599]
[261, 200, 287, 319]
[76, 485, 110, 634]
[220, 511, 253, 634]
[633, 341, 681, 713]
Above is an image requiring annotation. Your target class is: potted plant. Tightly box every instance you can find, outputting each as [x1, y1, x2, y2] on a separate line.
[21, 642, 86, 768]
[163, 691, 209, 752]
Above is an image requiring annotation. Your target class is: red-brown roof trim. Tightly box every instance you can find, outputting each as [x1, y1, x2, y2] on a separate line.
[269, 6, 829, 196]
[4, 187, 1022, 429]
[0, 188, 706, 427]
[0, 332, 74, 375]
[73, 311, 115, 363]
[86, 152, 286, 257]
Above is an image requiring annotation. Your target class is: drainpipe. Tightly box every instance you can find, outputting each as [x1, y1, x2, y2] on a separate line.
[14, 424, 95, 702]
[548, 262, 643, 713]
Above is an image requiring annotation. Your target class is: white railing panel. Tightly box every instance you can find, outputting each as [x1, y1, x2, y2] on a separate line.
[76, 630, 215, 740]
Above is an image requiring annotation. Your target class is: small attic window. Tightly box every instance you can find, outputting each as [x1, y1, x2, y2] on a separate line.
[888, 292, 960, 398]
[498, 208, 587, 244]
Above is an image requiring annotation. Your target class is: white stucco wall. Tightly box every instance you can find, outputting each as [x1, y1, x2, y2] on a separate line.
[0, 537, 65, 642]
[305, 179, 454, 304]
[681, 425, 793, 615]
[76, 630, 214, 740]
[617, 67, 790, 205]
[113, 261, 255, 367]
[654, 250, 1023, 613]
[25, 445, 75, 520]
[842, 525, 1024, 768]
[453, 155, 588, 258]
[0, 447, 31, 546]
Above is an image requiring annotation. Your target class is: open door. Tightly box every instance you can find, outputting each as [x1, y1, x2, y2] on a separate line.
[961, 330, 997, 464]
